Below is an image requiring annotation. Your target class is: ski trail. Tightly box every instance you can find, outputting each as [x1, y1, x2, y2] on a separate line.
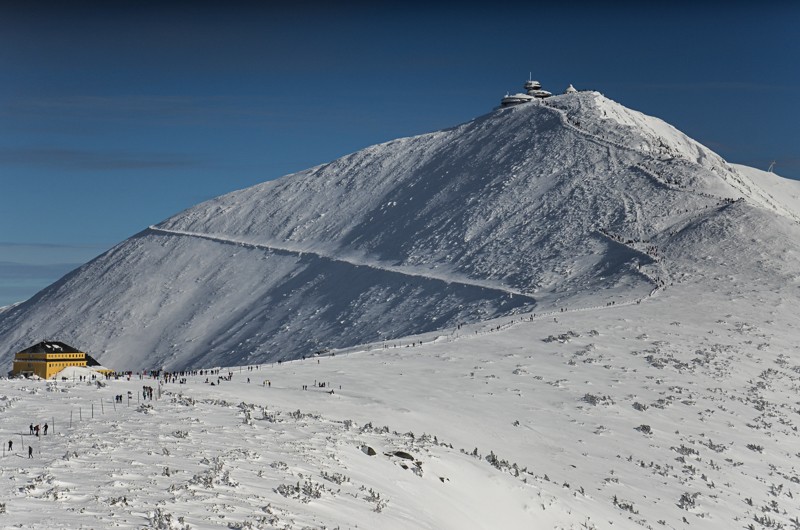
[147, 225, 538, 303]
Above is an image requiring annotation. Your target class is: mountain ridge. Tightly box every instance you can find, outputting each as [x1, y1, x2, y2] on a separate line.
[1, 91, 798, 370]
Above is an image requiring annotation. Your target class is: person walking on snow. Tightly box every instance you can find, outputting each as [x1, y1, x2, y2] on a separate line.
[7, 440, 11, 451]
[28, 446, 33, 458]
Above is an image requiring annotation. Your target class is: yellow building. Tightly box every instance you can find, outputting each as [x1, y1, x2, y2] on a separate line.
[12, 340, 88, 379]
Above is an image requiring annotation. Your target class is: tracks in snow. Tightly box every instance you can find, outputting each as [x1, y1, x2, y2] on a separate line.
[148, 225, 538, 304]
[543, 101, 800, 223]
[148, 223, 667, 358]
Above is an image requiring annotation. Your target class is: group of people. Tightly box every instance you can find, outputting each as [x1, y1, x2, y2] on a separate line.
[6, 439, 34, 458]
[301, 380, 339, 394]
[204, 372, 235, 386]
[29, 423, 48, 436]
[6, 423, 48, 459]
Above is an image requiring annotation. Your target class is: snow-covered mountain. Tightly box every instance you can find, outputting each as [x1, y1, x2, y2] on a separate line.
[0, 91, 796, 372]
[3, 90, 800, 529]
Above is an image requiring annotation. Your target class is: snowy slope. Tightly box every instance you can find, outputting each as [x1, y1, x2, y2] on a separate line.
[2, 91, 800, 529]
[0, 92, 794, 373]
[2, 273, 800, 529]
[731, 163, 800, 217]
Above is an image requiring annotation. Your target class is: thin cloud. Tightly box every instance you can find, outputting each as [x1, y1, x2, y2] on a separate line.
[0, 147, 200, 171]
[0, 261, 83, 280]
[1, 93, 403, 131]
[0, 242, 108, 267]
[0, 241, 108, 251]
[2, 94, 283, 128]
[1, 241, 86, 248]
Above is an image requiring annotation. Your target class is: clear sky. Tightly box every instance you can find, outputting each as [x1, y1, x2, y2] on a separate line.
[1, 1, 798, 306]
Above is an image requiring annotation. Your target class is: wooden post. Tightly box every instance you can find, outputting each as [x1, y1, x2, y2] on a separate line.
[79, 407, 82, 421]
[91, 403, 94, 419]
[101, 399, 104, 414]
[70, 410, 73, 428]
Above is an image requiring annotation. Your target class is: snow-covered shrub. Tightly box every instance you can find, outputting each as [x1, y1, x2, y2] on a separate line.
[677, 492, 699, 510]
[582, 393, 614, 406]
[275, 480, 324, 503]
[320, 471, 349, 485]
[635, 424, 652, 435]
[148, 508, 190, 530]
[362, 487, 388, 513]
[269, 461, 288, 471]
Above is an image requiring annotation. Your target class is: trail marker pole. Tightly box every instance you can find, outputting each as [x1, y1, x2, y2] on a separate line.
[91, 403, 94, 419]
[70, 410, 73, 429]
[79, 407, 82, 421]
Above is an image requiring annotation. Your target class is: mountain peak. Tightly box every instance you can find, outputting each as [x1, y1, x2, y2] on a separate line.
[1, 90, 797, 370]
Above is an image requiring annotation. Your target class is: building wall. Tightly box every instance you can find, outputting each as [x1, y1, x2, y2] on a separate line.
[12, 352, 87, 378]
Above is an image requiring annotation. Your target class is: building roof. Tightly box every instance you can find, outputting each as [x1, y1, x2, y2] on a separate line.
[17, 340, 84, 355]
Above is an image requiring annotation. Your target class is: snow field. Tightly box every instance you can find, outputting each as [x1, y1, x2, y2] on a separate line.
[3, 279, 800, 529]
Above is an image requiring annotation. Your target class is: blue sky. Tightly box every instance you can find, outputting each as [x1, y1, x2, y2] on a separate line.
[1, 1, 798, 306]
